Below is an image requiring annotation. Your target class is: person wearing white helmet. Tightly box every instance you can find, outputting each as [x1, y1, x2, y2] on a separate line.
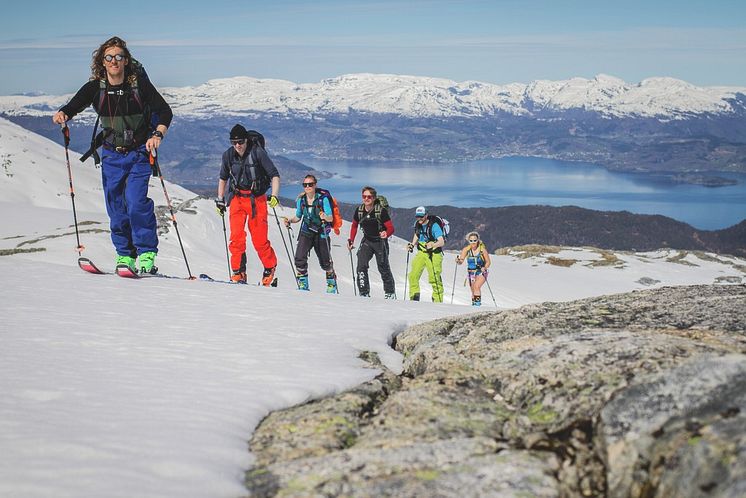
[406, 206, 446, 302]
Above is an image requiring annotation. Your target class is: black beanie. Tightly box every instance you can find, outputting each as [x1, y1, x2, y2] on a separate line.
[230, 124, 248, 140]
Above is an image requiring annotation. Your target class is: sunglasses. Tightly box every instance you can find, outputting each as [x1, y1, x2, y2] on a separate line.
[362, 194, 374, 199]
[104, 54, 125, 62]
[230, 139, 247, 145]
[303, 182, 316, 187]
[469, 239, 479, 243]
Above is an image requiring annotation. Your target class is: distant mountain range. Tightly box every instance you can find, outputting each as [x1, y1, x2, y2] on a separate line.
[2, 73, 745, 186]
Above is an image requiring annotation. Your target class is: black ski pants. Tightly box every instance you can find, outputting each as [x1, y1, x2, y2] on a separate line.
[356, 238, 395, 295]
[295, 231, 334, 275]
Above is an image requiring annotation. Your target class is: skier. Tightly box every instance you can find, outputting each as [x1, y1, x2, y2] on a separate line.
[283, 175, 337, 292]
[407, 206, 446, 302]
[215, 125, 280, 285]
[456, 231, 491, 306]
[347, 186, 396, 298]
[52, 36, 172, 274]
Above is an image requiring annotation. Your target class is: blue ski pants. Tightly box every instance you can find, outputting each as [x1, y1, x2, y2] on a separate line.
[101, 146, 158, 257]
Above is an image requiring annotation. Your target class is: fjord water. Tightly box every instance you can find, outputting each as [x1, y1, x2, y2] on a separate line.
[293, 156, 746, 230]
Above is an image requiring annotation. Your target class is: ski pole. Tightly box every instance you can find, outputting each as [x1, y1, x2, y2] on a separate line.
[325, 231, 339, 294]
[427, 251, 443, 303]
[220, 211, 231, 280]
[271, 206, 300, 289]
[348, 245, 357, 296]
[150, 149, 195, 279]
[60, 124, 84, 256]
[484, 277, 498, 308]
[450, 263, 458, 304]
[403, 249, 410, 301]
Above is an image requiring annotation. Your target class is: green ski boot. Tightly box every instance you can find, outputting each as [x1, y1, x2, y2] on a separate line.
[138, 251, 157, 275]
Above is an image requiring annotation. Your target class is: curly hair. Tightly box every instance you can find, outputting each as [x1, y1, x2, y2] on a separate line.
[90, 36, 133, 82]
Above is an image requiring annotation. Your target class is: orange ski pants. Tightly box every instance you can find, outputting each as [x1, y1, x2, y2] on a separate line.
[228, 193, 277, 271]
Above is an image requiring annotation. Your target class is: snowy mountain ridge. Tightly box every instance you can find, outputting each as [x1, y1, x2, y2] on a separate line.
[1, 73, 744, 121]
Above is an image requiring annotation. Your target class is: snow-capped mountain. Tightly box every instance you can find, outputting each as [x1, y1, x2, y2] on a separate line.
[2, 73, 745, 184]
[1, 73, 744, 121]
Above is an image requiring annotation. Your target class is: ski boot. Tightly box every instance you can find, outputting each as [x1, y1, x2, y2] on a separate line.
[410, 292, 420, 301]
[296, 274, 309, 291]
[115, 255, 136, 272]
[384, 293, 397, 300]
[231, 269, 247, 284]
[138, 251, 158, 275]
[261, 267, 277, 287]
[325, 271, 338, 294]
[472, 296, 482, 307]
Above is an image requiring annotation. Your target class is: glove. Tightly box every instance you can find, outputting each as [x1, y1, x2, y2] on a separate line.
[456, 256, 463, 264]
[215, 198, 226, 215]
[282, 217, 290, 228]
[267, 195, 279, 208]
[407, 243, 414, 253]
[347, 239, 354, 251]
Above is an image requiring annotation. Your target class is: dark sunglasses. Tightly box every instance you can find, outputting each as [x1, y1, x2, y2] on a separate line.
[362, 194, 374, 199]
[104, 54, 125, 62]
[230, 139, 247, 145]
[303, 182, 316, 187]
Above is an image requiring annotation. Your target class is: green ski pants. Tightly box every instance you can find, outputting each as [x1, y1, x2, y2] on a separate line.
[408, 250, 444, 302]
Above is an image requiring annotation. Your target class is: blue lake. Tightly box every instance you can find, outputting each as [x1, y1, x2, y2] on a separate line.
[289, 156, 746, 231]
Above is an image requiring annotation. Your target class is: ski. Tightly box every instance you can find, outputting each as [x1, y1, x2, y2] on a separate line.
[78, 257, 107, 275]
[198, 273, 240, 285]
[79, 264, 239, 285]
[116, 264, 141, 278]
[197, 273, 237, 285]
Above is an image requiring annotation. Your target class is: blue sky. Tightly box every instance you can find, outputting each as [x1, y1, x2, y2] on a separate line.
[1, 0, 744, 95]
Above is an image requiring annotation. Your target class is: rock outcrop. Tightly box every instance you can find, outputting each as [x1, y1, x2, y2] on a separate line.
[245, 285, 746, 497]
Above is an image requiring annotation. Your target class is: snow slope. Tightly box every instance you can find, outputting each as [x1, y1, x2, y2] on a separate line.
[1, 116, 744, 497]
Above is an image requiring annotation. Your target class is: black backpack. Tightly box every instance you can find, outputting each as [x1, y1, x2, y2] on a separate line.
[226, 130, 271, 197]
[81, 58, 154, 164]
[355, 195, 390, 231]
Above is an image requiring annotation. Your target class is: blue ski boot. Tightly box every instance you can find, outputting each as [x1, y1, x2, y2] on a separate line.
[297, 274, 309, 291]
[326, 271, 338, 294]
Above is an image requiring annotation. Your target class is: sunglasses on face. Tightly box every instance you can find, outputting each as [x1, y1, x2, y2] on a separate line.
[362, 194, 374, 199]
[104, 54, 125, 63]
[469, 239, 479, 243]
[230, 139, 247, 145]
[303, 182, 316, 187]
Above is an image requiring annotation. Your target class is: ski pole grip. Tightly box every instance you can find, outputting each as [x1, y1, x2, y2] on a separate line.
[61, 123, 70, 147]
[149, 149, 159, 177]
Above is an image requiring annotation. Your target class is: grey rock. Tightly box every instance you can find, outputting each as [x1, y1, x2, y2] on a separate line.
[246, 285, 746, 497]
[599, 354, 746, 498]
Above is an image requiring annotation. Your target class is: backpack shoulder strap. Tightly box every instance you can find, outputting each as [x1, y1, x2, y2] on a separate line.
[129, 74, 142, 108]
[97, 79, 107, 109]
[373, 200, 383, 219]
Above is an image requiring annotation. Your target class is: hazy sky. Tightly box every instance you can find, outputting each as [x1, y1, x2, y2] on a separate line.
[2, 0, 744, 95]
